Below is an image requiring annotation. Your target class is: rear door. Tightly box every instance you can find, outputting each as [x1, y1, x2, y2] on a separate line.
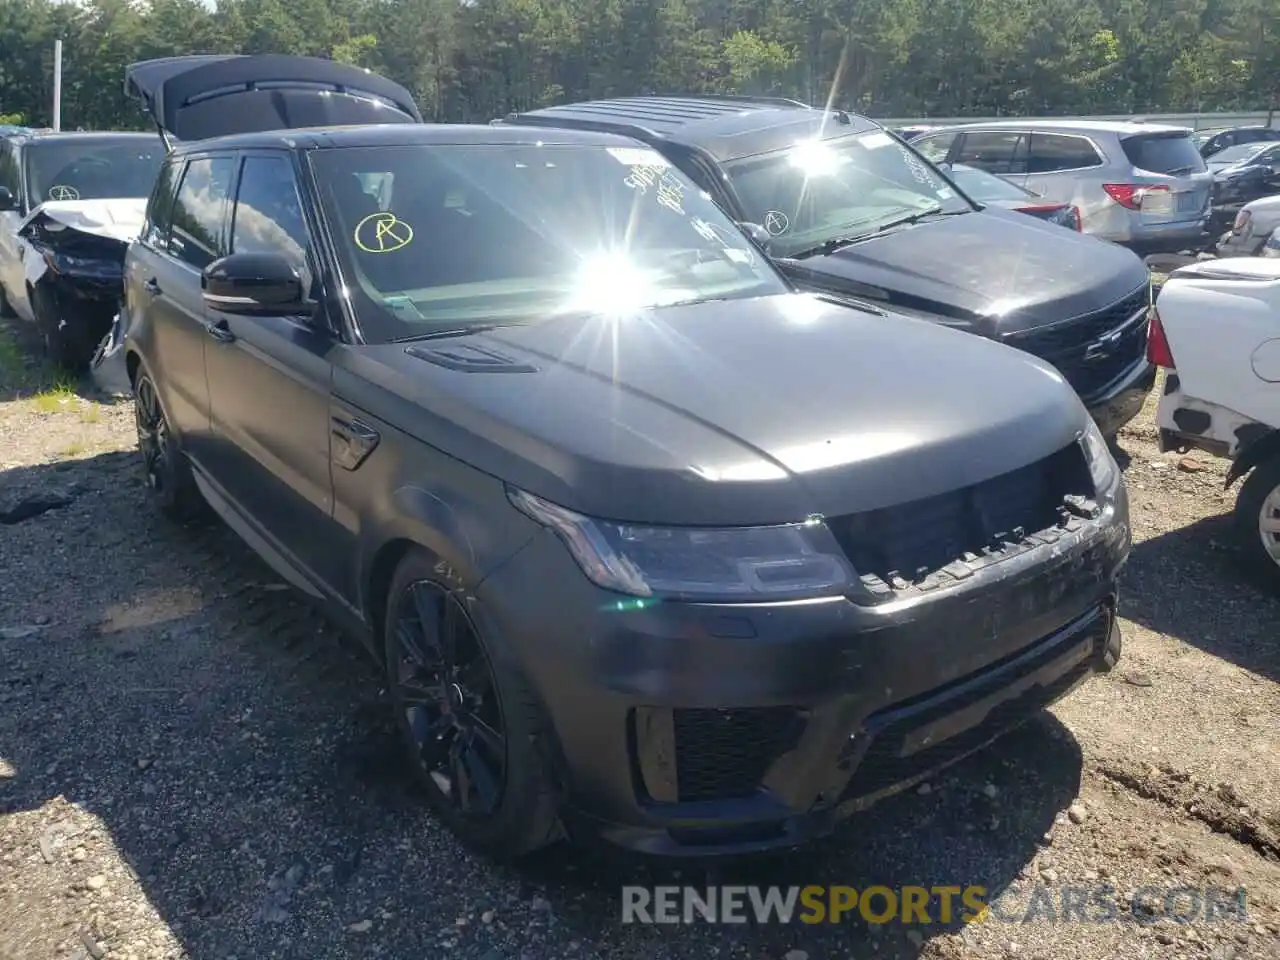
[130, 152, 237, 453]
[952, 130, 1029, 186]
[1023, 132, 1105, 207]
[1119, 131, 1212, 225]
[200, 150, 343, 590]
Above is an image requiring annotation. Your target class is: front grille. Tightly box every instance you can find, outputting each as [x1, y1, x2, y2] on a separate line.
[838, 607, 1109, 802]
[828, 442, 1094, 597]
[672, 707, 805, 802]
[1005, 287, 1150, 402]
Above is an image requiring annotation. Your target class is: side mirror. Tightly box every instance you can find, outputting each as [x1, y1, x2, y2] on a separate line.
[202, 252, 307, 315]
[737, 221, 774, 253]
[0, 187, 17, 212]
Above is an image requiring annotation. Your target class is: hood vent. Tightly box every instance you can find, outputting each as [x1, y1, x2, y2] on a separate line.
[405, 343, 538, 373]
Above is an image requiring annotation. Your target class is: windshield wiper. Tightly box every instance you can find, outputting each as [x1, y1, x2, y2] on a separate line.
[390, 323, 516, 343]
[788, 207, 953, 260]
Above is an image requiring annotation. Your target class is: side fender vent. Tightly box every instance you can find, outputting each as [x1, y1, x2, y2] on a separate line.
[405, 344, 538, 374]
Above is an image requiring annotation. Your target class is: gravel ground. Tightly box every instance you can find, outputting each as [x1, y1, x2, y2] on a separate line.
[1, 318, 1278, 960]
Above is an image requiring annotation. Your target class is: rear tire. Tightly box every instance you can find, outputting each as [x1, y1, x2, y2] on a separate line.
[384, 548, 562, 860]
[133, 367, 206, 523]
[1234, 455, 1280, 593]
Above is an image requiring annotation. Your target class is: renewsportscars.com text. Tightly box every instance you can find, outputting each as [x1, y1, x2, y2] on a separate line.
[621, 884, 1250, 926]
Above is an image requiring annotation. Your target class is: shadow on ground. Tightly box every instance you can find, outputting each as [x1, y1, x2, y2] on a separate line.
[0, 449, 1085, 960]
[1124, 508, 1280, 684]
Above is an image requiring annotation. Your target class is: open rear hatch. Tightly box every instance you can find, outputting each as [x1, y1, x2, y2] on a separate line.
[124, 54, 422, 142]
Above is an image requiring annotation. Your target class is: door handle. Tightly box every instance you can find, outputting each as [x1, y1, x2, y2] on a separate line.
[142, 277, 161, 296]
[204, 318, 236, 343]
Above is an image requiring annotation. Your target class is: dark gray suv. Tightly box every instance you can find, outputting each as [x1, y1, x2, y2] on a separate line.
[120, 56, 1129, 859]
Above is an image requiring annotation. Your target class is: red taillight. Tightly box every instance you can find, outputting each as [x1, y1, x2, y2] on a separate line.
[1146, 307, 1175, 368]
[1233, 209, 1252, 233]
[1103, 182, 1169, 211]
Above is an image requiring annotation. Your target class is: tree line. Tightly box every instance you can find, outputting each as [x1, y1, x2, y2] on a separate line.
[0, 0, 1276, 132]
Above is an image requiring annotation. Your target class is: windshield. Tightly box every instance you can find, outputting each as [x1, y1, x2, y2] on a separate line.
[25, 137, 165, 204]
[1208, 143, 1270, 165]
[311, 143, 787, 342]
[723, 130, 972, 257]
[946, 163, 1031, 202]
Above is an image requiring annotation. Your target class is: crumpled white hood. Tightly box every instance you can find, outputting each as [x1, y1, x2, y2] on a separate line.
[19, 198, 147, 244]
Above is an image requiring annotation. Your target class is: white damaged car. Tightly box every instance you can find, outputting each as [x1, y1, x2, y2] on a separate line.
[0, 130, 160, 369]
[1153, 256, 1280, 587]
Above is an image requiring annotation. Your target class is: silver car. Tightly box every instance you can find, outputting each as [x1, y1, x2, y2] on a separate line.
[1218, 193, 1280, 257]
[911, 120, 1213, 251]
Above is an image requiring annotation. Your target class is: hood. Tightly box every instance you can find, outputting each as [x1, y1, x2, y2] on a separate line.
[334, 293, 1088, 526]
[125, 54, 422, 142]
[776, 207, 1148, 336]
[1209, 158, 1266, 177]
[17, 198, 146, 244]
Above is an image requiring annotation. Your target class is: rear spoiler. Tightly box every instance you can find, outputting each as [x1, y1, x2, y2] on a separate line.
[125, 54, 423, 150]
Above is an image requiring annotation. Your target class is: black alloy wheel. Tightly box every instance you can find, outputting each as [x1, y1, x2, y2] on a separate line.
[134, 373, 170, 495]
[133, 369, 203, 522]
[392, 579, 508, 818]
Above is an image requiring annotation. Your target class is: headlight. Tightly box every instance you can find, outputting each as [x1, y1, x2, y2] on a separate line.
[507, 487, 856, 601]
[1080, 419, 1119, 496]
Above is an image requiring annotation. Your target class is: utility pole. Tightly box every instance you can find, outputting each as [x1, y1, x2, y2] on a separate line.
[52, 40, 62, 131]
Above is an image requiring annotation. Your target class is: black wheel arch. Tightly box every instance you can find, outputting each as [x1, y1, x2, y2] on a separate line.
[1226, 427, 1280, 489]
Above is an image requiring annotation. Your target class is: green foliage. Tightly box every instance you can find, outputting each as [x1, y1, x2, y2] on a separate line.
[0, 0, 1274, 126]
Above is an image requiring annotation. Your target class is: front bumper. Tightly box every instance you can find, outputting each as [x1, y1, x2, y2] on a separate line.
[1086, 359, 1157, 438]
[478, 494, 1130, 856]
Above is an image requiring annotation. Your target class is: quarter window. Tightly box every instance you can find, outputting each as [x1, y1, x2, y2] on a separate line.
[1027, 133, 1102, 173]
[230, 155, 313, 290]
[954, 132, 1028, 174]
[168, 156, 235, 270]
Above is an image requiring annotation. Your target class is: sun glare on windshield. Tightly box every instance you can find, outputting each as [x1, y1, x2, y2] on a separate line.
[563, 250, 669, 317]
[787, 139, 844, 177]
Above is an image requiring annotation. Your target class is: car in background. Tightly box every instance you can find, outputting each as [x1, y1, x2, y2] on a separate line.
[1152, 257, 1280, 590]
[911, 120, 1213, 253]
[890, 124, 939, 142]
[941, 161, 1082, 230]
[1216, 193, 1280, 257]
[0, 130, 164, 367]
[1205, 141, 1280, 219]
[501, 97, 1156, 437]
[1195, 125, 1280, 159]
[1264, 226, 1280, 258]
[122, 58, 1129, 861]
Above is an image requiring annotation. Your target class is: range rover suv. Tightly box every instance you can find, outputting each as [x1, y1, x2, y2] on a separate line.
[121, 59, 1129, 858]
[502, 97, 1157, 439]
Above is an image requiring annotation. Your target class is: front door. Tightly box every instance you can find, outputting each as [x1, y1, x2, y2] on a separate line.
[201, 151, 343, 591]
[0, 141, 32, 321]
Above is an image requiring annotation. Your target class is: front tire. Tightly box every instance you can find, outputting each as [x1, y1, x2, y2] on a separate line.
[133, 368, 205, 523]
[1235, 455, 1280, 593]
[384, 549, 562, 859]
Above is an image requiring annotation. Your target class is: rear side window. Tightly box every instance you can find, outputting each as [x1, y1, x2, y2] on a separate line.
[912, 132, 956, 163]
[141, 160, 180, 249]
[1027, 133, 1101, 173]
[954, 131, 1028, 174]
[168, 156, 235, 270]
[1120, 133, 1207, 175]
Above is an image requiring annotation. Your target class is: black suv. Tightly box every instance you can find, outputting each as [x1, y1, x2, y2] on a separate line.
[121, 58, 1128, 858]
[502, 97, 1157, 439]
